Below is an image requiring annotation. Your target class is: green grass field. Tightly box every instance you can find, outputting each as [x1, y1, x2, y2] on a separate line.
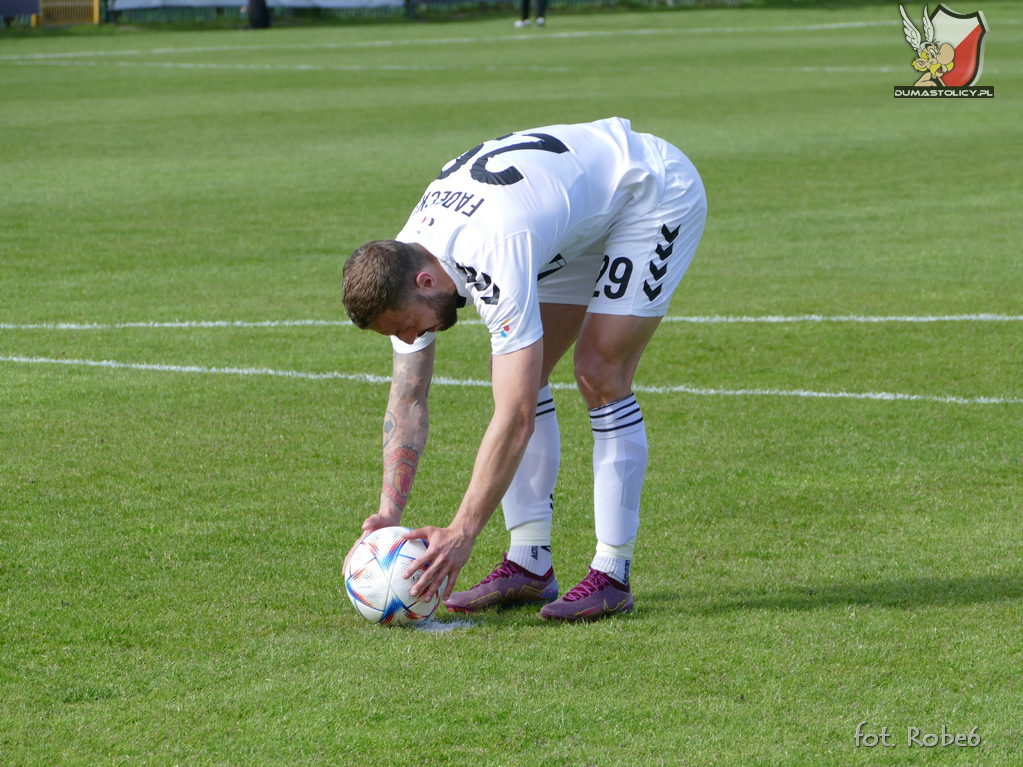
[2, 2, 1022, 764]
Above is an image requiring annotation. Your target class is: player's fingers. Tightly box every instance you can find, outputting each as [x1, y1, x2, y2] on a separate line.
[414, 552, 456, 599]
[401, 526, 433, 542]
[400, 527, 440, 581]
[440, 570, 458, 601]
[403, 539, 441, 591]
[361, 513, 393, 532]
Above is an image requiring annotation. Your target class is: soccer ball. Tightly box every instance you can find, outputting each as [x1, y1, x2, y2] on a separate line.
[344, 526, 443, 626]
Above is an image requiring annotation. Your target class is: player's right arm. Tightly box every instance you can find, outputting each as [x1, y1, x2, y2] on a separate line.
[366, 342, 436, 532]
[345, 342, 435, 574]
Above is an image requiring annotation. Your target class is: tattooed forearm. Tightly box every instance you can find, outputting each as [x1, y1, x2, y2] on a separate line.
[381, 408, 427, 511]
[392, 353, 432, 401]
[379, 346, 434, 515]
[383, 410, 398, 448]
[382, 445, 419, 510]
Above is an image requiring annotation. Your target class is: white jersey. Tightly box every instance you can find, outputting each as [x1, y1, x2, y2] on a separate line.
[392, 117, 667, 356]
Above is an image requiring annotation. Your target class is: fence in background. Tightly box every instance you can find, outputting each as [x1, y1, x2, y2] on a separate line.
[1, 0, 749, 28]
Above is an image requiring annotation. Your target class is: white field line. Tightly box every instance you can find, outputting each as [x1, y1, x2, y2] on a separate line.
[4, 60, 575, 73]
[5, 60, 945, 76]
[6, 60, 1019, 77]
[662, 313, 1023, 324]
[0, 21, 900, 63]
[3, 314, 1023, 331]
[2, 355, 1021, 406]
[0, 319, 347, 330]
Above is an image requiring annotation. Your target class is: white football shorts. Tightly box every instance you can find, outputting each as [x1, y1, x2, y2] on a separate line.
[536, 136, 707, 317]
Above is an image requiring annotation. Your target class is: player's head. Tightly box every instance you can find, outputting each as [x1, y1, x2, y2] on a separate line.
[343, 240, 428, 329]
[343, 240, 459, 340]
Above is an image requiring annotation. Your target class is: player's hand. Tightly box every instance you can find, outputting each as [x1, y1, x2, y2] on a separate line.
[343, 509, 403, 573]
[360, 507, 402, 534]
[401, 525, 474, 602]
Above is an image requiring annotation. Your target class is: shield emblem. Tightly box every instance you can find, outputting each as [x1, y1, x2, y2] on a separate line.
[930, 3, 989, 86]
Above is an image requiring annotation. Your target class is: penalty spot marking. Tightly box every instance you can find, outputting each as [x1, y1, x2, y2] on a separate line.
[415, 618, 478, 633]
[2, 355, 1020, 407]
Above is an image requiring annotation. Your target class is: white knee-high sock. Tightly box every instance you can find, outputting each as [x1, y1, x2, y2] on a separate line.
[503, 385, 559, 575]
[509, 519, 553, 576]
[589, 394, 648, 584]
[592, 538, 636, 586]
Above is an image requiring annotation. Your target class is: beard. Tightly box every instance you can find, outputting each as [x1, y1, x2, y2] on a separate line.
[419, 289, 460, 332]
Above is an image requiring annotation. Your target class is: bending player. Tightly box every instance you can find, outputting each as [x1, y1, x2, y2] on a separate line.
[342, 117, 707, 621]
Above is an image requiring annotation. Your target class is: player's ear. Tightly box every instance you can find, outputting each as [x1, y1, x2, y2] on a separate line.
[415, 270, 436, 290]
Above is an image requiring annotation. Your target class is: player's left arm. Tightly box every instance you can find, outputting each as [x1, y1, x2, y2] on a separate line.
[402, 338, 544, 601]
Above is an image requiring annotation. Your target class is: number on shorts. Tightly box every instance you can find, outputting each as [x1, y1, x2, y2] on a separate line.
[593, 256, 634, 299]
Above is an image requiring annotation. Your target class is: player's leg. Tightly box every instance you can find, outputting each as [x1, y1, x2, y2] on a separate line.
[514, 0, 530, 26]
[537, 314, 656, 621]
[445, 303, 586, 613]
[503, 302, 585, 575]
[574, 312, 660, 407]
[577, 311, 662, 584]
[542, 136, 707, 622]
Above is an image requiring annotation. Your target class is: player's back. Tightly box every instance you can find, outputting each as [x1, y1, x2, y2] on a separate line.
[406, 117, 666, 264]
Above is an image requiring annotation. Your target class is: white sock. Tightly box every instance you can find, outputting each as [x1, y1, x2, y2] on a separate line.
[589, 394, 647, 574]
[508, 519, 553, 575]
[501, 384, 559, 530]
[591, 538, 635, 585]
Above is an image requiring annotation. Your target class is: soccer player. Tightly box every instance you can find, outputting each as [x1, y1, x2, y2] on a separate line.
[342, 117, 706, 621]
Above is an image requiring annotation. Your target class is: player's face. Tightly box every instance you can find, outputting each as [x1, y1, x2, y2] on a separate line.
[419, 289, 460, 333]
[370, 288, 459, 345]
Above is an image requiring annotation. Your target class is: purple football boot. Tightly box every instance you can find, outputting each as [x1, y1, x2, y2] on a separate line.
[444, 555, 558, 613]
[540, 568, 633, 622]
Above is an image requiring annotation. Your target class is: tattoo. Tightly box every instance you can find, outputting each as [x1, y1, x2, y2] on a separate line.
[393, 354, 430, 401]
[383, 445, 419, 510]
[383, 410, 398, 447]
[382, 348, 432, 511]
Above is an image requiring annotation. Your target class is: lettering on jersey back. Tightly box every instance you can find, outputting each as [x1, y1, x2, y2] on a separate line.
[412, 189, 485, 218]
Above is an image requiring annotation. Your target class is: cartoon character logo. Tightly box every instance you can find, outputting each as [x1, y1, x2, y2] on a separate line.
[899, 4, 988, 87]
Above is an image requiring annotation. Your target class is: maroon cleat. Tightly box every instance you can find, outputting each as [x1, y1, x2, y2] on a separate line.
[444, 555, 558, 613]
[539, 568, 633, 622]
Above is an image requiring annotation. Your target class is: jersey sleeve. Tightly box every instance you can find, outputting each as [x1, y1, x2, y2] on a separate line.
[474, 232, 546, 356]
[391, 332, 436, 355]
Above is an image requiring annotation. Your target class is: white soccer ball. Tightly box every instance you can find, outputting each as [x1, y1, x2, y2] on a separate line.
[343, 526, 443, 626]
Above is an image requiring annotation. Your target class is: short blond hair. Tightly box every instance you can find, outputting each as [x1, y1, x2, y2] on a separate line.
[342, 240, 426, 328]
